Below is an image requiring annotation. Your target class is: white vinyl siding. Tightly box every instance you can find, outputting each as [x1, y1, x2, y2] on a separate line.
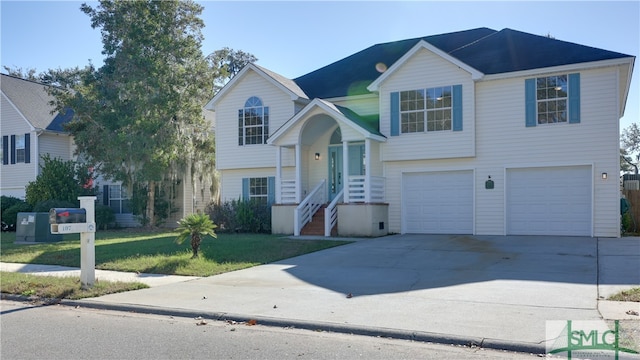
[215, 71, 297, 170]
[385, 67, 621, 237]
[331, 94, 379, 117]
[379, 48, 475, 161]
[0, 95, 36, 197]
[38, 133, 73, 161]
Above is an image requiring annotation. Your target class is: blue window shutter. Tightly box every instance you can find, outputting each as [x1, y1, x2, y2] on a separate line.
[103, 185, 110, 206]
[267, 176, 275, 205]
[10, 135, 15, 164]
[242, 178, 249, 201]
[525, 78, 536, 127]
[2, 136, 8, 165]
[390, 92, 399, 136]
[568, 73, 581, 124]
[24, 133, 30, 164]
[452, 85, 463, 131]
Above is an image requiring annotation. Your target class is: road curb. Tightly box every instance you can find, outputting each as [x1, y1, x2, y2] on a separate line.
[57, 298, 546, 355]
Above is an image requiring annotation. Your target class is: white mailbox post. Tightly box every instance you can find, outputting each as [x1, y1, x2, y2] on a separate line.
[49, 196, 97, 288]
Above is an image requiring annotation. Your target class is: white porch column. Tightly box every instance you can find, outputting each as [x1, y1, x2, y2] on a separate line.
[365, 138, 371, 203]
[342, 140, 349, 204]
[275, 146, 282, 204]
[295, 143, 302, 203]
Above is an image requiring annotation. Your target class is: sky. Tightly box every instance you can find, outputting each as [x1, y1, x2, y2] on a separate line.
[1, 1, 638, 131]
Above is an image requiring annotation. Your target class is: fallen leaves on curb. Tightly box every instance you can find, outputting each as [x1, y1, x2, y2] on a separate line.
[626, 310, 639, 316]
[247, 319, 258, 326]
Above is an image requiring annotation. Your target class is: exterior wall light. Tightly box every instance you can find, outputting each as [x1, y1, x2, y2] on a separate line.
[602, 172, 608, 180]
[315, 153, 320, 160]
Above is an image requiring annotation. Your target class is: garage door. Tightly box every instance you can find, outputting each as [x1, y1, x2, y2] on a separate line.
[506, 166, 591, 236]
[403, 170, 473, 234]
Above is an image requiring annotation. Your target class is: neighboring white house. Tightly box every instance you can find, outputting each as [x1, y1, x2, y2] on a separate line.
[205, 27, 635, 238]
[1, 73, 211, 227]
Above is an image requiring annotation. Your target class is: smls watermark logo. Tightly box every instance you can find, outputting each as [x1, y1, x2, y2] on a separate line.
[547, 320, 638, 359]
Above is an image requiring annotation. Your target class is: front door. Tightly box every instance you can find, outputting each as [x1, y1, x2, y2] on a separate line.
[328, 144, 365, 202]
[328, 146, 343, 202]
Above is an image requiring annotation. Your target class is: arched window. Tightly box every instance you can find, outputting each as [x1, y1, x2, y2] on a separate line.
[238, 96, 269, 145]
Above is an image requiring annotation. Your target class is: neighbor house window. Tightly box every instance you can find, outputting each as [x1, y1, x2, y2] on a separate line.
[400, 86, 452, 133]
[536, 75, 567, 124]
[105, 184, 131, 214]
[238, 96, 269, 145]
[15, 134, 26, 163]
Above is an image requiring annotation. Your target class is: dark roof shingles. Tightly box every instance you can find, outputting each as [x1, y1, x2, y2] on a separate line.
[294, 28, 631, 99]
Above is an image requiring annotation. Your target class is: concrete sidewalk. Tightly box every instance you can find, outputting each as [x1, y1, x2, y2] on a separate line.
[2, 234, 639, 354]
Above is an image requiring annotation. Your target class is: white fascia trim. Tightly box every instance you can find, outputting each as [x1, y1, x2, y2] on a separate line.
[309, 99, 386, 142]
[480, 57, 635, 82]
[267, 99, 385, 146]
[367, 40, 484, 92]
[1, 92, 36, 131]
[620, 57, 635, 117]
[205, 64, 304, 110]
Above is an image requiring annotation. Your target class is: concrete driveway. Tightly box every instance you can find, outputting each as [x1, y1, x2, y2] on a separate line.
[75, 234, 640, 353]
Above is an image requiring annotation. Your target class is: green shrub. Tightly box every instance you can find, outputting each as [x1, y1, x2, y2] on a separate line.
[206, 199, 271, 233]
[32, 199, 78, 212]
[1, 196, 23, 215]
[25, 155, 97, 206]
[2, 202, 32, 226]
[95, 205, 116, 230]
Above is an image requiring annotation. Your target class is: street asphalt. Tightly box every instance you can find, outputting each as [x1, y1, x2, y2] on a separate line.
[2, 234, 639, 355]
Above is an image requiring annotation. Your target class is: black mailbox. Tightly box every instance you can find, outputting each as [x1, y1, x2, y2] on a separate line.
[49, 208, 87, 224]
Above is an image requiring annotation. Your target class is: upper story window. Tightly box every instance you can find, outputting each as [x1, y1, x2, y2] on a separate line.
[15, 134, 26, 163]
[391, 85, 462, 136]
[536, 75, 567, 124]
[525, 73, 580, 127]
[238, 96, 269, 145]
[400, 86, 453, 133]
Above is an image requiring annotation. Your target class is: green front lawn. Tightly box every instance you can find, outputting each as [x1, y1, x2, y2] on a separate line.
[0, 230, 351, 277]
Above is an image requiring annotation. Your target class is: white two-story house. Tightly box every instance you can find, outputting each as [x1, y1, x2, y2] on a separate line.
[205, 28, 634, 238]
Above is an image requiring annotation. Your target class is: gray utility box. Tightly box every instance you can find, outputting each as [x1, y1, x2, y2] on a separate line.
[15, 212, 63, 242]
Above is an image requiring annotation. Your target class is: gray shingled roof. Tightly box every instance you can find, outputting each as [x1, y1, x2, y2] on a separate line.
[1, 73, 69, 132]
[294, 28, 632, 99]
[254, 64, 308, 99]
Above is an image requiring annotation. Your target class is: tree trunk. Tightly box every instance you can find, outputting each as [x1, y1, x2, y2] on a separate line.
[190, 233, 201, 258]
[146, 180, 156, 228]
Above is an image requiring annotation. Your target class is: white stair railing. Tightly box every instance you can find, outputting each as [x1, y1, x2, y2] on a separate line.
[346, 175, 385, 203]
[294, 180, 326, 236]
[348, 176, 366, 202]
[324, 189, 343, 237]
[280, 179, 297, 204]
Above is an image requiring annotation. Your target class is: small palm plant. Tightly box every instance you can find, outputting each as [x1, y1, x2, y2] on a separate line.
[175, 213, 217, 259]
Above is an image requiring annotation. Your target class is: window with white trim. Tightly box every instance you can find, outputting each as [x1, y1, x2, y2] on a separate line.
[238, 96, 269, 145]
[108, 185, 131, 214]
[249, 177, 268, 204]
[536, 75, 567, 124]
[15, 134, 25, 163]
[400, 86, 452, 133]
